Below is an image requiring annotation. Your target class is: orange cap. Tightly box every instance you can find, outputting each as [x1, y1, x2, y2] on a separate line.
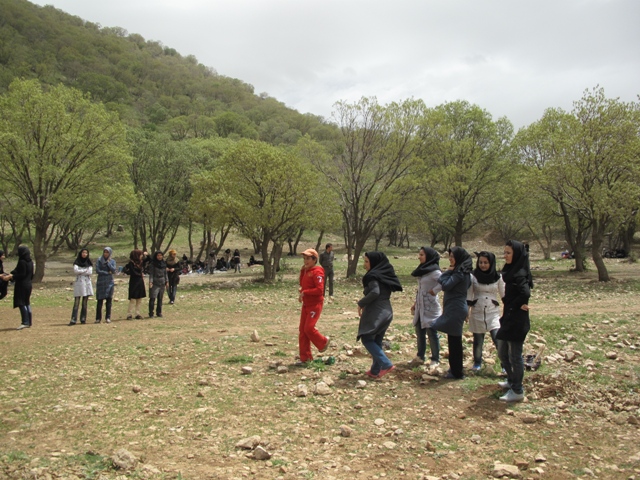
[300, 248, 318, 259]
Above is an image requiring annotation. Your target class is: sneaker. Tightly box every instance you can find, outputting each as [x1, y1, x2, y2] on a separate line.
[169, 301, 174, 305]
[498, 381, 512, 389]
[17, 324, 30, 330]
[105, 318, 111, 324]
[94, 319, 101, 324]
[408, 356, 424, 367]
[471, 364, 482, 372]
[156, 314, 163, 318]
[444, 370, 466, 380]
[294, 360, 305, 366]
[148, 314, 154, 319]
[68, 322, 76, 326]
[499, 389, 524, 402]
[377, 365, 396, 378]
[428, 360, 440, 367]
[126, 315, 133, 320]
[365, 370, 379, 379]
[319, 336, 331, 353]
[135, 315, 143, 320]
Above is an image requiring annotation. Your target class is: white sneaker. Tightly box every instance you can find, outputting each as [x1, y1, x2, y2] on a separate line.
[428, 360, 440, 367]
[499, 389, 524, 402]
[319, 337, 331, 353]
[498, 381, 511, 389]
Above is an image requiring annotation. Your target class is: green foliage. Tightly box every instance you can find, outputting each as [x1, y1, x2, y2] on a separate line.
[225, 355, 254, 364]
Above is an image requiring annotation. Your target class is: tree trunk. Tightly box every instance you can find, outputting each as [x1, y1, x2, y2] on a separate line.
[454, 215, 464, 247]
[32, 228, 47, 283]
[591, 221, 610, 281]
[187, 220, 194, 261]
[314, 230, 324, 253]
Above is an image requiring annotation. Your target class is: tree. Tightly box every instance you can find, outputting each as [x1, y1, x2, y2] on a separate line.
[0, 79, 132, 282]
[418, 101, 514, 247]
[312, 97, 426, 277]
[191, 139, 321, 282]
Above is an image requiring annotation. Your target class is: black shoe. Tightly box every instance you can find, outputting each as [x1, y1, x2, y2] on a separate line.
[80, 321, 86, 324]
[135, 315, 143, 320]
[68, 322, 76, 326]
[156, 313, 163, 318]
[148, 314, 154, 318]
[95, 319, 101, 324]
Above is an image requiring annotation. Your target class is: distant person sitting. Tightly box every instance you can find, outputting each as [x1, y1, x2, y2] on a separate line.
[248, 255, 264, 266]
[215, 257, 227, 271]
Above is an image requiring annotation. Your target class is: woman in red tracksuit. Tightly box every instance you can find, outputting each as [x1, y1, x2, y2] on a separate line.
[297, 248, 331, 363]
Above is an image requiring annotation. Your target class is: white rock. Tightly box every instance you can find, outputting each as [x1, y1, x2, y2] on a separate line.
[296, 385, 308, 397]
[314, 382, 332, 395]
[374, 418, 385, 426]
[236, 435, 261, 449]
[276, 366, 289, 374]
[340, 425, 353, 437]
[250, 330, 260, 342]
[241, 366, 253, 375]
[253, 446, 271, 460]
[355, 380, 367, 389]
[383, 441, 396, 449]
[111, 449, 137, 470]
[492, 463, 521, 478]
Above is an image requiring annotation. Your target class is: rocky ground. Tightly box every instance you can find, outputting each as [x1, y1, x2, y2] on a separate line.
[0, 255, 638, 479]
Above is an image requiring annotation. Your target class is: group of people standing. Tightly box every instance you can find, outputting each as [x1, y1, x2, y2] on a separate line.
[296, 240, 533, 402]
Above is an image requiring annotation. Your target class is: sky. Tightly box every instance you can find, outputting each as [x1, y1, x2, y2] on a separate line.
[29, 0, 640, 129]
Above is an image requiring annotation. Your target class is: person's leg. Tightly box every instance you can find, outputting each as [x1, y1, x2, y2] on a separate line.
[27, 305, 32, 326]
[426, 327, 440, 363]
[19, 305, 30, 326]
[127, 299, 135, 318]
[489, 329, 503, 370]
[80, 296, 88, 323]
[70, 297, 81, 324]
[447, 335, 464, 378]
[298, 306, 313, 362]
[328, 271, 334, 297]
[472, 333, 485, 367]
[148, 296, 155, 317]
[105, 297, 112, 322]
[497, 339, 513, 384]
[156, 288, 165, 316]
[508, 341, 525, 394]
[300, 303, 328, 351]
[135, 298, 142, 317]
[96, 298, 103, 322]
[414, 324, 427, 361]
[361, 333, 393, 376]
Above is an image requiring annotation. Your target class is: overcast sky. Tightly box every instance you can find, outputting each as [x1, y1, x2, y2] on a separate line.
[30, 0, 640, 129]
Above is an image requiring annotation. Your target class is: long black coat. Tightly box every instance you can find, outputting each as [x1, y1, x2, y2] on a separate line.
[496, 275, 530, 343]
[11, 258, 34, 308]
[124, 261, 146, 300]
[357, 281, 393, 340]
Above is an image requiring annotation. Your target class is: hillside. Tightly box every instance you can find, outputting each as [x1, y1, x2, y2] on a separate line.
[0, 0, 338, 144]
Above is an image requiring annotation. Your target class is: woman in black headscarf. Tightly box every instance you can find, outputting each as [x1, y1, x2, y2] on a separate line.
[123, 249, 147, 319]
[148, 250, 168, 318]
[69, 248, 94, 326]
[431, 246, 473, 379]
[357, 252, 403, 379]
[496, 240, 533, 402]
[0, 250, 8, 301]
[2, 246, 34, 330]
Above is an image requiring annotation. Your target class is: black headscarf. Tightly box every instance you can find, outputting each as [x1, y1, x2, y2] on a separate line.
[473, 251, 500, 284]
[411, 246, 441, 277]
[449, 246, 473, 273]
[152, 251, 166, 269]
[502, 240, 534, 288]
[18, 245, 32, 263]
[73, 248, 92, 268]
[363, 252, 403, 292]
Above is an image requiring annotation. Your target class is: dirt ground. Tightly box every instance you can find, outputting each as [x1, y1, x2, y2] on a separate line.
[0, 256, 639, 479]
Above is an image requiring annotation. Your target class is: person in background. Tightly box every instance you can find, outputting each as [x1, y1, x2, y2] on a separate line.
[467, 251, 504, 371]
[148, 251, 168, 318]
[409, 247, 442, 367]
[297, 248, 330, 364]
[233, 249, 241, 273]
[0, 250, 8, 301]
[123, 249, 146, 320]
[431, 247, 473, 380]
[166, 249, 180, 305]
[69, 248, 93, 326]
[357, 252, 403, 379]
[95, 247, 116, 324]
[1, 246, 34, 330]
[496, 240, 533, 402]
[319, 243, 335, 299]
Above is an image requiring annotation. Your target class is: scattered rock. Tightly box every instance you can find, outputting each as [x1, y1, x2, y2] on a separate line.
[340, 425, 353, 437]
[470, 435, 481, 444]
[131, 385, 142, 393]
[492, 463, 521, 478]
[355, 380, 367, 389]
[383, 441, 396, 449]
[111, 449, 137, 470]
[296, 385, 308, 397]
[236, 435, 261, 450]
[314, 382, 331, 395]
[250, 330, 260, 342]
[605, 351, 618, 360]
[421, 374, 439, 382]
[534, 453, 547, 463]
[520, 413, 541, 424]
[322, 376, 334, 386]
[276, 366, 289, 374]
[253, 446, 271, 460]
[374, 418, 385, 426]
[241, 366, 253, 375]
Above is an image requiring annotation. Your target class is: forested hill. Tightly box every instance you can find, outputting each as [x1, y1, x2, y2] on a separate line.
[0, 0, 338, 144]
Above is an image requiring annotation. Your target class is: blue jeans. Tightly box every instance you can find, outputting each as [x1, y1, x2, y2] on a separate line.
[497, 340, 524, 394]
[415, 325, 440, 362]
[472, 329, 498, 366]
[360, 329, 393, 376]
[19, 305, 32, 326]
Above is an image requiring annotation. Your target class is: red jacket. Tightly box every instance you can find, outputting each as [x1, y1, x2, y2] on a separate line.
[299, 265, 324, 305]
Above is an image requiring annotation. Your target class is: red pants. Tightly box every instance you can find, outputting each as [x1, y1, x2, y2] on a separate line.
[299, 302, 327, 362]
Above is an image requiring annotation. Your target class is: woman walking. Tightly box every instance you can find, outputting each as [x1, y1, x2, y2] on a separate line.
[431, 247, 473, 379]
[123, 249, 146, 320]
[496, 240, 533, 402]
[148, 251, 168, 318]
[357, 252, 403, 379]
[95, 247, 116, 324]
[69, 248, 93, 326]
[166, 249, 180, 305]
[409, 247, 442, 367]
[467, 251, 505, 371]
[1, 246, 34, 330]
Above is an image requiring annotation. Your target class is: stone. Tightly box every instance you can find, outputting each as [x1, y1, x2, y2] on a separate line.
[520, 414, 541, 424]
[421, 374, 439, 382]
[111, 449, 137, 470]
[534, 453, 547, 463]
[355, 380, 367, 389]
[141, 464, 161, 475]
[374, 418, 385, 426]
[241, 366, 253, 375]
[131, 385, 142, 393]
[253, 446, 271, 460]
[425, 441, 436, 452]
[605, 351, 618, 360]
[515, 459, 529, 469]
[296, 385, 308, 397]
[492, 463, 521, 478]
[383, 441, 396, 449]
[276, 366, 289, 374]
[314, 382, 331, 395]
[628, 415, 639, 425]
[564, 351, 576, 362]
[236, 435, 261, 450]
[340, 425, 353, 437]
[470, 435, 481, 444]
[250, 330, 260, 342]
[322, 376, 334, 386]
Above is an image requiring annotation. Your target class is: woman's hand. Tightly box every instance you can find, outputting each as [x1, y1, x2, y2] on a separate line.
[358, 305, 363, 317]
[410, 303, 415, 315]
[521, 304, 530, 311]
[428, 289, 435, 296]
